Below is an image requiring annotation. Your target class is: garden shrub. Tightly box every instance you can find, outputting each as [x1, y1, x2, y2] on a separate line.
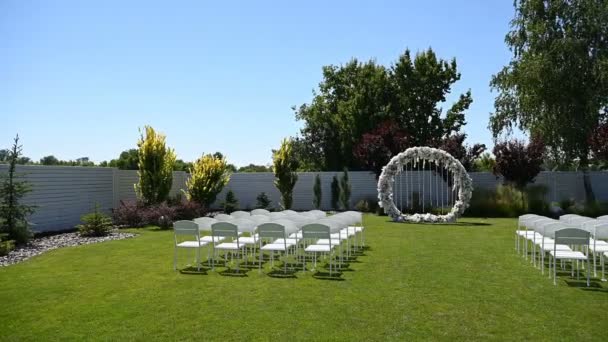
[185, 153, 231, 208]
[222, 190, 239, 214]
[173, 200, 205, 221]
[339, 169, 351, 210]
[313, 174, 322, 209]
[355, 197, 379, 213]
[77, 204, 113, 237]
[112, 200, 146, 228]
[0, 135, 35, 245]
[0, 232, 15, 256]
[135, 126, 176, 205]
[273, 138, 299, 210]
[143, 203, 176, 229]
[331, 175, 340, 211]
[255, 192, 272, 209]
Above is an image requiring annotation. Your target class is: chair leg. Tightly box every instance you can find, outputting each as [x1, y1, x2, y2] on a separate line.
[174, 246, 178, 271]
[553, 256, 557, 285]
[602, 253, 606, 282]
[593, 250, 597, 277]
[587, 257, 590, 287]
[196, 247, 201, 272]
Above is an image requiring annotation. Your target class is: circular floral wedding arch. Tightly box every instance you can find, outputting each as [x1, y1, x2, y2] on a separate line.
[377, 146, 473, 223]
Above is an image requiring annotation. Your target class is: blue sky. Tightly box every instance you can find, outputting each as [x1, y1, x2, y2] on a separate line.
[1, 0, 515, 167]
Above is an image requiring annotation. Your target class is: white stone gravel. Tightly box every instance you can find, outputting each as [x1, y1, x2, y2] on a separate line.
[0, 230, 137, 267]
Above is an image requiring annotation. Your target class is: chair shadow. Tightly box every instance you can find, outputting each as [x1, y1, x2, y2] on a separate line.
[218, 268, 249, 277]
[179, 266, 210, 275]
[312, 271, 345, 281]
[565, 280, 606, 291]
[266, 269, 298, 279]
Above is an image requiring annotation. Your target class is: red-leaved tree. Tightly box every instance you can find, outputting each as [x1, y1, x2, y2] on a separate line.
[439, 133, 486, 171]
[353, 120, 411, 176]
[589, 122, 608, 162]
[493, 137, 545, 190]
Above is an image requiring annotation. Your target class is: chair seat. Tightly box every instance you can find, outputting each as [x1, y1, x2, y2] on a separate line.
[289, 232, 303, 238]
[273, 238, 299, 245]
[540, 244, 572, 252]
[215, 242, 243, 250]
[238, 237, 257, 244]
[589, 244, 608, 252]
[348, 226, 364, 232]
[549, 250, 587, 260]
[200, 236, 225, 243]
[534, 238, 556, 245]
[330, 233, 349, 240]
[340, 228, 357, 237]
[590, 238, 608, 246]
[177, 240, 207, 248]
[316, 239, 341, 246]
[261, 243, 291, 251]
[305, 244, 332, 253]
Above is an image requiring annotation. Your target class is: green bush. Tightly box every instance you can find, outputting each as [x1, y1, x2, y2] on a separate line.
[0, 232, 15, 256]
[313, 174, 322, 209]
[222, 190, 239, 214]
[339, 169, 351, 210]
[331, 175, 340, 211]
[354, 197, 379, 213]
[77, 204, 113, 237]
[135, 126, 176, 205]
[464, 184, 552, 217]
[255, 192, 272, 209]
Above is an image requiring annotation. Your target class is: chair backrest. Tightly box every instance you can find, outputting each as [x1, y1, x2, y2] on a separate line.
[301, 224, 330, 239]
[230, 211, 251, 219]
[214, 213, 234, 222]
[269, 212, 287, 220]
[250, 215, 272, 225]
[554, 228, 590, 246]
[271, 219, 299, 235]
[559, 214, 583, 224]
[597, 215, 608, 221]
[232, 218, 257, 233]
[193, 217, 217, 231]
[318, 218, 345, 233]
[593, 222, 608, 240]
[539, 221, 569, 238]
[531, 218, 555, 232]
[257, 223, 286, 239]
[174, 220, 200, 236]
[251, 209, 271, 216]
[308, 210, 327, 219]
[211, 222, 239, 237]
[282, 210, 298, 216]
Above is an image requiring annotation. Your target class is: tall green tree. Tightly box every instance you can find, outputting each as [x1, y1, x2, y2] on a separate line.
[109, 149, 139, 170]
[273, 138, 299, 210]
[135, 126, 176, 205]
[339, 169, 351, 210]
[295, 48, 472, 171]
[0, 135, 35, 244]
[490, 0, 608, 200]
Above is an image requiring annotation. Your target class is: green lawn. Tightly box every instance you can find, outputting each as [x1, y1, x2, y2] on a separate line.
[1, 216, 607, 341]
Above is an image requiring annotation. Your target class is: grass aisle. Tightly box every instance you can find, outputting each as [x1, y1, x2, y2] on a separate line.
[1, 216, 607, 341]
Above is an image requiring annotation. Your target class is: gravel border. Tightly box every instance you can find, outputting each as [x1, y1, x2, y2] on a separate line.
[0, 230, 137, 267]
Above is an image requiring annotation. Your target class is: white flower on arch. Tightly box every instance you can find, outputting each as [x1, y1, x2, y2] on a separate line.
[377, 146, 473, 223]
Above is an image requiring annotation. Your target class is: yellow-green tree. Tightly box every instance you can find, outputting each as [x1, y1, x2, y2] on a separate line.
[185, 154, 231, 207]
[135, 126, 176, 205]
[273, 138, 299, 209]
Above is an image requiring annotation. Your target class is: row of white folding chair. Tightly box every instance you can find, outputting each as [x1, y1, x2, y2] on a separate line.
[562, 215, 608, 280]
[529, 220, 592, 285]
[516, 215, 553, 261]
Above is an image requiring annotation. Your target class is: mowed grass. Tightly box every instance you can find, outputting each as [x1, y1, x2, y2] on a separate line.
[1, 216, 607, 341]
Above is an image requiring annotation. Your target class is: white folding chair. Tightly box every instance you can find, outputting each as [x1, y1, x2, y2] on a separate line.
[585, 221, 608, 281]
[211, 222, 246, 272]
[597, 215, 608, 221]
[257, 223, 290, 273]
[301, 223, 337, 275]
[232, 218, 258, 260]
[549, 228, 591, 286]
[214, 213, 234, 222]
[173, 220, 207, 271]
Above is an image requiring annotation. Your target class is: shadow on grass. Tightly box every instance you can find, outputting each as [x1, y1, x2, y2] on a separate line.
[179, 266, 210, 275]
[266, 269, 298, 279]
[312, 271, 344, 281]
[565, 280, 607, 291]
[218, 268, 249, 277]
